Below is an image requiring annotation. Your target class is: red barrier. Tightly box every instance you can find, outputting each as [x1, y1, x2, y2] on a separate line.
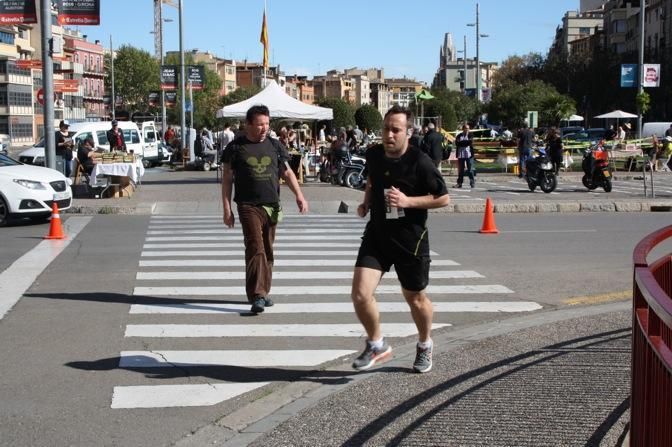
[631, 225, 672, 446]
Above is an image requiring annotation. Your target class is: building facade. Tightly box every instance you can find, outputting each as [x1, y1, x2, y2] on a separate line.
[387, 77, 423, 108]
[370, 80, 391, 116]
[550, 10, 605, 57]
[63, 30, 105, 121]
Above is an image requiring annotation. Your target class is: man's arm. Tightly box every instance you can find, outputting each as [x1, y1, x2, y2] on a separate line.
[221, 163, 235, 227]
[357, 176, 372, 217]
[280, 163, 308, 213]
[387, 187, 450, 209]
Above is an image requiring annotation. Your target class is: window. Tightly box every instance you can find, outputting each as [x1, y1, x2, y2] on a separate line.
[96, 130, 109, 145]
[579, 27, 591, 35]
[0, 31, 15, 45]
[122, 129, 140, 144]
[613, 19, 626, 33]
[75, 132, 93, 147]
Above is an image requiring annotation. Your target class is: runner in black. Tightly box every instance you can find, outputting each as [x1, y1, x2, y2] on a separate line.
[350, 105, 450, 373]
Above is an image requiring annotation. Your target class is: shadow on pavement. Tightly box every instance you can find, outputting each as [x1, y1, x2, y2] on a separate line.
[342, 328, 630, 446]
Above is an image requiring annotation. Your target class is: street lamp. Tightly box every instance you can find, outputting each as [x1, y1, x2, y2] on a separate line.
[151, 17, 173, 135]
[467, 3, 488, 103]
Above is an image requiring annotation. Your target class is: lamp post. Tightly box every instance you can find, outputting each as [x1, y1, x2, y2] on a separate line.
[151, 17, 173, 135]
[178, 0, 187, 161]
[467, 3, 488, 103]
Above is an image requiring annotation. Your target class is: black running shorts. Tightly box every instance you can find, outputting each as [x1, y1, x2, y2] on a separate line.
[355, 233, 431, 292]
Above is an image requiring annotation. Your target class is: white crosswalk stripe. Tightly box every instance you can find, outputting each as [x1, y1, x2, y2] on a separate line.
[110, 214, 542, 410]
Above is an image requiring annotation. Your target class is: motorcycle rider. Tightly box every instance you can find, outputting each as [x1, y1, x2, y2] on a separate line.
[546, 127, 563, 174]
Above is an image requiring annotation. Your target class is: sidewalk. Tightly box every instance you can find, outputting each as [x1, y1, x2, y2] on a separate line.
[203, 301, 630, 447]
[65, 169, 672, 216]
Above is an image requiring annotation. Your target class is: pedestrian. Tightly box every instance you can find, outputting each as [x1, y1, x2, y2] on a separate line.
[220, 123, 235, 152]
[665, 124, 672, 139]
[164, 125, 176, 147]
[107, 120, 127, 152]
[421, 122, 444, 168]
[318, 124, 327, 142]
[200, 129, 217, 165]
[454, 124, 475, 188]
[546, 127, 563, 174]
[55, 120, 73, 178]
[517, 123, 534, 178]
[350, 105, 450, 373]
[409, 124, 422, 149]
[221, 105, 309, 314]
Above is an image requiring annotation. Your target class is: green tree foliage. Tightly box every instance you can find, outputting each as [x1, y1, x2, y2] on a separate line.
[316, 97, 355, 129]
[105, 45, 160, 110]
[217, 86, 262, 127]
[354, 104, 383, 131]
[423, 98, 458, 131]
[492, 53, 545, 89]
[426, 88, 480, 128]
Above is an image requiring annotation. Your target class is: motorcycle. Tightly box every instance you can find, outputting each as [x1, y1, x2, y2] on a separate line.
[581, 142, 612, 192]
[525, 147, 557, 193]
[319, 144, 366, 189]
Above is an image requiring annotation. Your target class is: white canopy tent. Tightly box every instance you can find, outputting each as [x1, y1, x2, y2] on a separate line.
[216, 80, 333, 120]
[563, 114, 584, 121]
[594, 110, 638, 119]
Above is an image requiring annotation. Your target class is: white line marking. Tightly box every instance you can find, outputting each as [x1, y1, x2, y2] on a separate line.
[141, 250, 360, 257]
[503, 229, 597, 233]
[125, 323, 451, 338]
[145, 235, 362, 241]
[138, 259, 461, 267]
[133, 284, 512, 296]
[151, 214, 364, 219]
[111, 383, 269, 409]
[147, 228, 361, 235]
[505, 192, 521, 196]
[119, 350, 357, 368]
[0, 217, 92, 320]
[143, 242, 362, 249]
[129, 301, 540, 315]
[149, 220, 364, 227]
[135, 270, 482, 280]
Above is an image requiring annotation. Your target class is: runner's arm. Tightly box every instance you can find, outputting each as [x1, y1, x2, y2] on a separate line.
[221, 163, 235, 227]
[387, 186, 449, 209]
[280, 162, 308, 213]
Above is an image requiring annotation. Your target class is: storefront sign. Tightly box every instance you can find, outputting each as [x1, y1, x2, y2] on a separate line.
[0, 0, 37, 24]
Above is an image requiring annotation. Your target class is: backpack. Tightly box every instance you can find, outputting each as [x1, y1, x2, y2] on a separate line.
[194, 135, 204, 157]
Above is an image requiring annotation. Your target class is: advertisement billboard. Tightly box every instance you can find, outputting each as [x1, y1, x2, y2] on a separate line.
[57, 0, 100, 25]
[0, 0, 37, 24]
[187, 65, 205, 90]
[642, 64, 661, 88]
[165, 91, 177, 108]
[620, 64, 637, 88]
[160, 65, 178, 91]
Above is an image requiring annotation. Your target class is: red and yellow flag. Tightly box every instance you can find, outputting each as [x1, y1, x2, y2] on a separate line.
[260, 8, 269, 70]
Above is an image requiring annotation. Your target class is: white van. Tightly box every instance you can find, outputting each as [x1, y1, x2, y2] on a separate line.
[642, 122, 672, 139]
[18, 121, 163, 168]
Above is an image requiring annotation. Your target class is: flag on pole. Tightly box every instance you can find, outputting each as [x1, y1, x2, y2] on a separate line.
[260, 7, 269, 70]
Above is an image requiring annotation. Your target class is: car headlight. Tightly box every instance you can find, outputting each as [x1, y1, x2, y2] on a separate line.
[13, 179, 47, 190]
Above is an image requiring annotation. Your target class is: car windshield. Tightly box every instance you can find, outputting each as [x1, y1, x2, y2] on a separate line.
[0, 153, 20, 166]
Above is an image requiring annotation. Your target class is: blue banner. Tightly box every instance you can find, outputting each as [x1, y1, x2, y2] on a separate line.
[621, 64, 637, 88]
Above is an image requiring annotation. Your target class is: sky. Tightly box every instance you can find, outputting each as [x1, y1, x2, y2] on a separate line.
[79, 0, 583, 84]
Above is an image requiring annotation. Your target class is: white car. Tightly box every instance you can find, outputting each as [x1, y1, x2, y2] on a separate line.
[0, 153, 72, 226]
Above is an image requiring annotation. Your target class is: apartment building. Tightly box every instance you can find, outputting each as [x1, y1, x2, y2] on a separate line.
[63, 29, 105, 121]
[0, 24, 35, 144]
[179, 50, 237, 95]
[285, 75, 314, 104]
[313, 71, 354, 103]
[550, 10, 605, 57]
[387, 77, 423, 108]
[370, 80, 391, 116]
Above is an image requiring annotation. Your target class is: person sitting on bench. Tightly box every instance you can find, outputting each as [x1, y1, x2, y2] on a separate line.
[77, 136, 99, 175]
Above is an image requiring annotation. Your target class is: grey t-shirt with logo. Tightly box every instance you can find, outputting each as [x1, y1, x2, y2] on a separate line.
[222, 136, 289, 205]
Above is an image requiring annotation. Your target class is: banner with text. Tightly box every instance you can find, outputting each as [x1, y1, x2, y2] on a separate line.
[148, 91, 160, 107]
[187, 65, 205, 90]
[57, 0, 100, 25]
[620, 64, 637, 88]
[165, 91, 177, 108]
[160, 65, 178, 90]
[0, 0, 37, 24]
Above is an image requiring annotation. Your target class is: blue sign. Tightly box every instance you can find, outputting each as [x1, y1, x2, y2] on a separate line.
[621, 64, 637, 88]
[185, 100, 192, 112]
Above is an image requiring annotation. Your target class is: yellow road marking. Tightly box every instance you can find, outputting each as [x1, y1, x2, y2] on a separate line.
[563, 290, 631, 306]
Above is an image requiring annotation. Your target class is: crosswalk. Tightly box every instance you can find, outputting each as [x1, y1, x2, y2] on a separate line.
[111, 214, 543, 410]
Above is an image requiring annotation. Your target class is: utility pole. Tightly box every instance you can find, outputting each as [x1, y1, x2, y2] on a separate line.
[463, 35, 467, 93]
[639, 1, 650, 197]
[178, 0, 186, 160]
[476, 3, 481, 102]
[110, 35, 115, 120]
[154, 0, 166, 134]
[40, 0, 55, 170]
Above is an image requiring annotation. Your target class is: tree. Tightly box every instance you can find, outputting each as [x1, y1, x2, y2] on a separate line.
[424, 98, 458, 131]
[105, 45, 160, 110]
[316, 97, 355, 129]
[216, 86, 262, 127]
[354, 104, 383, 131]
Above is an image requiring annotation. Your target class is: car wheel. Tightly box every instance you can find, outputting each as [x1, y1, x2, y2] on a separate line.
[142, 158, 151, 169]
[202, 162, 211, 172]
[0, 195, 9, 227]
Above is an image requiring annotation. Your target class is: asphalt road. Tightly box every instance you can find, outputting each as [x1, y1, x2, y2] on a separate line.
[0, 212, 670, 446]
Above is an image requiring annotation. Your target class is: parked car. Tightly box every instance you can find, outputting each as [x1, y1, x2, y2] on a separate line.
[0, 153, 72, 226]
[18, 121, 163, 170]
[563, 128, 608, 143]
[560, 126, 585, 138]
[0, 134, 9, 156]
[642, 122, 672, 139]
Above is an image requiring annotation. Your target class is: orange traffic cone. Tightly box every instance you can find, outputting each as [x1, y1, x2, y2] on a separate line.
[479, 197, 499, 234]
[44, 201, 66, 240]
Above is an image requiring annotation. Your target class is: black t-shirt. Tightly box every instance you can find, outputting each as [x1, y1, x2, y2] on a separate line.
[77, 146, 94, 169]
[55, 131, 71, 157]
[222, 136, 289, 205]
[365, 144, 448, 257]
[517, 129, 535, 149]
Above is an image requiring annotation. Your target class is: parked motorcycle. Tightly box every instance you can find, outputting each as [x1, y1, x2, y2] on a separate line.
[525, 147, 557, 193]
[581, 142, 612, 192]
[319, 145, 366, 189]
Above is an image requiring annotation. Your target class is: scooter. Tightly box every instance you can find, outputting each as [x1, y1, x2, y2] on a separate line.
[582, 142, 612, 192]
[319, 145, 366, 188]
[525, 147, 557, 193]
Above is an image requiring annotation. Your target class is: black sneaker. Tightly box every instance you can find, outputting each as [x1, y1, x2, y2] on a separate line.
[264, 297, 274, 307]
[251, 297, 266, 314]
[352, 340, 392, 371]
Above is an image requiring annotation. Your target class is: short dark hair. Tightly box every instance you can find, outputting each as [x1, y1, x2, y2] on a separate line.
[246, 105, 270, 124]
[384, 105, 413, 128]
